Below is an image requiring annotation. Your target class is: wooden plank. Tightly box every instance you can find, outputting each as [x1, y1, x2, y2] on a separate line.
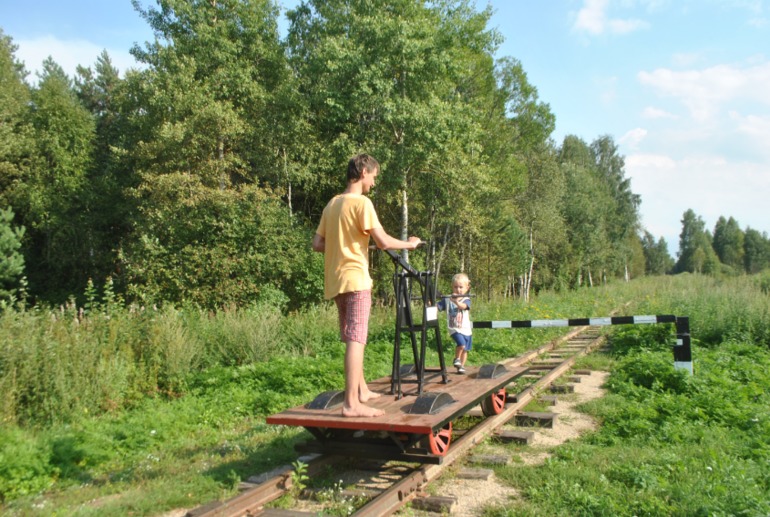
[468, 454, 510, 465]
[515, 411, 556, 428]
[495, 430, 535, 444]
[266, 366, 527, 435]
[549, 384, 575, 394]
[411, 495, 457, 513]
[260, 510, 319, 517]
[457, 468, 494, 480]
[301, 487, 379, 500]
[532, 359, 563, 366]
[465, 407, 484, 417]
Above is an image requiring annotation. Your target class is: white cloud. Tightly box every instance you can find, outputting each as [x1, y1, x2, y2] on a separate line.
[574, 0, 608, 34]
[732, 112, 770, 138]
[597, 75, 618, 104]
[573, 0, 649, 35]
[16, 35, 141, 81]
[729, 111, 770, 159]
[671, 52, 703, 67]
[619, 127, 648, 149]
[626, 151, 770, 252]
[642, 106, 677, 119]
[638, 60, 770, 121]
[607, 18, 650, 33]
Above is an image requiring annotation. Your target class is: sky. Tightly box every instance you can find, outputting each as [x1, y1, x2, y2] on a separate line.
[2, 0, 769, 257]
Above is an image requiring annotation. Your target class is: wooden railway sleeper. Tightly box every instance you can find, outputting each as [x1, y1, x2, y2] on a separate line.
[190, 327, 606, 517]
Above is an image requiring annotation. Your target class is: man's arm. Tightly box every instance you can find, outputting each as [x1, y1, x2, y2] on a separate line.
[369, 227, 422, 251]
[311, 233, 325, 252]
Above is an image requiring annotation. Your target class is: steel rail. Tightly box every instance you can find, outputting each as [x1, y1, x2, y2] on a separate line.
[187, 326, 604, 517]
[351, 327, 605, 517]
[187, 455, 340, 517]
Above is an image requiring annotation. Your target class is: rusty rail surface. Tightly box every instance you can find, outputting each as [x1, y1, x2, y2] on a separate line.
[186, 326, 605, 517]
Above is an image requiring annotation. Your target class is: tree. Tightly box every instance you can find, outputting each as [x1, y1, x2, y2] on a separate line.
[561, 160, 611, 286]
[286, 0, 500, 252]
[493, 56, 555, 154]
[744, 227, 770, 274]
[641, 230, 674, 275]
[712, 216, 745, 271]
[75, 50, 122, 168]
[13, 57, 95, 299]
[675, 209, 719, 274]
[0, 207, 25, 300]
[0, 33, 37, 302]
[119, 177, 322, 308]
[479, 56, 554, 292]
[558, 135, 594, 167]
[0, 31, 34, 209]
[556, 135, 643, 284]
[514, 151, 569, 290]
[118, 0, 319, 308]
[590, 135, 641, 278]
[70, 51, 135, 286]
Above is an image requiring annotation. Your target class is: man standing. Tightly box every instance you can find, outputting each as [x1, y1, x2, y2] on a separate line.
[312, 154, 422, 417]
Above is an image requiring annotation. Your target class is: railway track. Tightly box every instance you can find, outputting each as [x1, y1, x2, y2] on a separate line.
[186, 324, 606, 517]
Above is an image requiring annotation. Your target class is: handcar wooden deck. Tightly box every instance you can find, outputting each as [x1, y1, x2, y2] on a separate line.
[266, 363, 527, 463]
[267, 249, 527, 462]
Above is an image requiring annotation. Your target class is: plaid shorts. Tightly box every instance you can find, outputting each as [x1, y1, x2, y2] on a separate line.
[334, 290, 372, 344]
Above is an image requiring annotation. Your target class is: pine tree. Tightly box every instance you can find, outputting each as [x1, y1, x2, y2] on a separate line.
[20, 58, 95, 298]
[712, 216, 745, 271]
[0, 207, 25, 300]
[0, 31, 34, 206]
[675, 209, 719, 274]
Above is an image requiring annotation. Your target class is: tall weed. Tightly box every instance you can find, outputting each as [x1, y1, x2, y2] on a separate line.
[4, 273, 770, 511]
[607, 273, 770, 348]
[181, 303, 282, 367]
[490, 274, 770, 516]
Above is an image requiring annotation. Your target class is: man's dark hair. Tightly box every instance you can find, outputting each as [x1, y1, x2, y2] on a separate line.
[348, 154, 379, 182]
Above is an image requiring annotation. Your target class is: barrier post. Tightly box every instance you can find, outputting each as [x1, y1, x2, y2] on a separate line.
[674, 316, 693, 375]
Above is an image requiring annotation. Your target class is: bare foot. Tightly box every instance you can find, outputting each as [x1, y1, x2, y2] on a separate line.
[359, 390, 382, 403]
[342, 404, 385, 418]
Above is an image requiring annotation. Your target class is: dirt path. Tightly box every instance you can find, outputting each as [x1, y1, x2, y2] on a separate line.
[431, 370, 609, 516]
[163, 370, 609, 517]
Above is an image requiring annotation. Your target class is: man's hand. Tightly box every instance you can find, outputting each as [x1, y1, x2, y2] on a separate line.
[407, 236, 424, 250]
[370, 228, 424, 251]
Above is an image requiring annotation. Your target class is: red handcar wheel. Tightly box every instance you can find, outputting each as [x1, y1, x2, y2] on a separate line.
[481, 388, 507, 416]
[428, 421, 452, 456]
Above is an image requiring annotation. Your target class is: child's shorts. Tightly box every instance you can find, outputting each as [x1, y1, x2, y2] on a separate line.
[450, 332, 472, 351]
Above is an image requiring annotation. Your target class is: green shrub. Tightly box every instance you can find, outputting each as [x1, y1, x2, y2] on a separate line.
[758, 269, 770, 295]
[609, 351, 692, 394]
[0, 427, 55, 502]
[4, 273, 770, 513]
[608, 324, 674, 356]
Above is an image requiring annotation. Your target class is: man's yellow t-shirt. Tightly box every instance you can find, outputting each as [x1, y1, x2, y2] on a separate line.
[316, 193, 383, 300]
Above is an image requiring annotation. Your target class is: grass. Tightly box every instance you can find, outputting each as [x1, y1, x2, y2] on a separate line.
[482, 274, 770, 516]
[2, 273, 769, 514]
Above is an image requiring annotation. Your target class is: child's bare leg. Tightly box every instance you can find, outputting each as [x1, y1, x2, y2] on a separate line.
[343, 341, 384, 417]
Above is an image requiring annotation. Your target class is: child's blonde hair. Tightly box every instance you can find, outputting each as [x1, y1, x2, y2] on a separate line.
[452, 273, 470, 286]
